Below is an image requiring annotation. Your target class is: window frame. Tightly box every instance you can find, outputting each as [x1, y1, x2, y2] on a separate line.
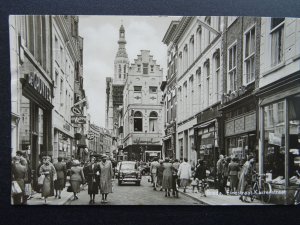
[243, 25, 256, 85]
[270, 18, 285, 67]
[227, 41, 237, 91]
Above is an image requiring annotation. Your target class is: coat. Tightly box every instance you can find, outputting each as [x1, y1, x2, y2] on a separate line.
[85, 163, 100, 195]
[53, 162, 67, 190]
[194, 164, 206, 180]
[238, 161, 254, 193]
[99, 161, 113, 194]
[162, 162, 173, 189]
[177, 162, 192, 180]
[12, 162, 27, 193]
[39, 163, 57, 198]
[70, 166, 85, 193]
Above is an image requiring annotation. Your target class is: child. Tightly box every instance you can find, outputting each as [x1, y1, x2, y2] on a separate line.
[191, 177, 199, 193]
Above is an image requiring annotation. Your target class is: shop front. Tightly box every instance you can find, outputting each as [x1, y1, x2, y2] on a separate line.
[19, 71, 53, 191]
[257, 74, 300, 204]
[163, 123, 176, 159]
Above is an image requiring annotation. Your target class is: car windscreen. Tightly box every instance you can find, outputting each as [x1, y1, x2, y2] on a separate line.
[120, 163, 136, 170]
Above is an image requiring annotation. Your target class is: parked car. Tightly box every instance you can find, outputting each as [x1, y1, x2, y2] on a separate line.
[118, 161, 141, 186]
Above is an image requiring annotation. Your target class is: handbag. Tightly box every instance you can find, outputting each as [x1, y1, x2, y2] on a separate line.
[11, 181, 22, 195]
[38, 174, 45, 185]
[25, 183, 32, 196]
[67, 185, 73, 192]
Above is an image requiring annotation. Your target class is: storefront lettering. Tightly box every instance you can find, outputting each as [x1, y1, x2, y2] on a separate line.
[27, 73, 51, 102]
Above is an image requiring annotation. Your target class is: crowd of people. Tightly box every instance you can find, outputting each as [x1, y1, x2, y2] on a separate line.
[11, 152, 113, 205]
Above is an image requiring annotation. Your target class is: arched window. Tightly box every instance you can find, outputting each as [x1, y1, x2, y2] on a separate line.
[119, 65, 121, 78]
[134, 111, 143, 132]
[149, 111, 158, 132]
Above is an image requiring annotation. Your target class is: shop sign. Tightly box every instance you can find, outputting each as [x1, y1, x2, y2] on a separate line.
[71, 106, 82, 115]
[87, 132, 95, 140]
[63, 123, 70, 132]
[26, 73, 51, 102]
[71, 116, 87, 124]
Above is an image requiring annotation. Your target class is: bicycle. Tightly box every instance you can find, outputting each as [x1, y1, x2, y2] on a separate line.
[294, 186, 300, 205]
[251, 173, 272, 204]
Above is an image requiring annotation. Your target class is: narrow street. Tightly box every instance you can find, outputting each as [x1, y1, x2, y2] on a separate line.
[65, 176, 203, 205]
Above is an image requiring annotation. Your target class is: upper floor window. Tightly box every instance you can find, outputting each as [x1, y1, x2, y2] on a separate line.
[134, 111, 143, 132]
[123, 65, 126, 78]
[150, 65, 154, 72]
[143, 63, 148, 74]
[244, 26, 256, 84]
[228, 43, 237, 91]
[119, 65, 122, 78]
[270, 18, 285, 66]
[137, 64, 141, 72]
[134, 86, 142, 92]
[149, 86, 157, 94]
[149, 111, 158, 132]
[205, 16, 211, 45]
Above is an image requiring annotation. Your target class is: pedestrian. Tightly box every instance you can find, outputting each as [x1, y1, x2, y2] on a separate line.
[85, 156, 100, 204]
[222, 157, 231, 194]
[194, 160, 207, 196]
[70, 159, 85, 200]
[238, 155, 255, 202]
[172, 159, 180, 197]
[39, 156, 57, 204]
[150, 157, 160, 190]
[11, 156, 27, 205]
[216, 154, 226, 195]
[177, 158, 192, 193]
[228, 157, 240, 194]
[99, 154, 113, 203]
[157, 160, 164, 191]
[162, 158, 173, 197]
[17, 151, 31, 203]
[53, 157, 67, 199]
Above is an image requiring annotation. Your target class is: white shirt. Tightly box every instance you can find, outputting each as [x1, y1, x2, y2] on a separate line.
[177, 162, 192, 179]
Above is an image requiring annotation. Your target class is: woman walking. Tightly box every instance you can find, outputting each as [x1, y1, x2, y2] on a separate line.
[99, 154, 113, 203]
[238, 156, 255, 202]
[177, 158, 192, 193]
[162, 158, 173, 197]
[70, 160, 85, 200]
[11, 156, 27, 205]
[228, 157, 240, 194]
[53, 157, 67, 199]
[85, 156, 100, 204]
[39, 156, 57, 204]
[157, 160, 164, 191]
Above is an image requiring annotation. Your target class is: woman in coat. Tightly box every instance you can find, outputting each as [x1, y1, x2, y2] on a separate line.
[85, 156, 100, 204]
[162, 158, 173, 197]
[157, 160, 164, 191]
[238, 156, 255, 202]
[11, 156, 27, 205]
[70, 160, 85, 200]
[99, 154, 113, 203]
[53, 157, 67, 199]
[228, 157, 240, 194]
[39, 156, 57, 204]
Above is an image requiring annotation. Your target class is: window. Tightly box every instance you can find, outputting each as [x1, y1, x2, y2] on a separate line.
[137, 64, 141, 72]
[190, 35, 194, 64]
[228, 43, 237, 91]
[149, 86, 157, 93]
[184, 45, 188, 71]
[271, 18, 284, 66]
[204, 61, 210, 106]
[134, 86, 142, 92]
[149, 111, 158, 132]
[244, 26, 256, 84]
[205, 17, 211, 46]
[214, 52, 220, 101]
[143, 63, 148, 74]
[197, 27, 202, 56]
[134, 111, 143, 132]
[196, 68, 202, 111]
[150, 65, 154, 72]
[119, 65, 122, 79]
[60, 78, 63, 108]
[124, 65, 126, 78]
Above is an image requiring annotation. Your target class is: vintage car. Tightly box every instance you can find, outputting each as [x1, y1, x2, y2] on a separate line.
[118, 161, 141, 186]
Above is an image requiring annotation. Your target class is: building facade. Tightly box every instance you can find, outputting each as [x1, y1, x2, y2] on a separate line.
[123, 50, 164, 161]
[256, 17, 300, 204]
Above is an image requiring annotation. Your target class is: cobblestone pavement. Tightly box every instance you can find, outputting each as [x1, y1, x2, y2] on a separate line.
[65, 176, 203, 205]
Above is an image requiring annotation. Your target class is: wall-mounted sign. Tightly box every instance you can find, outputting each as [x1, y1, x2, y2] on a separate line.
[63, 123, 71, 131]
[87, 132, 95, 140]
[26, 73, 51, 102]
[71, 116, 87, 124]
[71, 106, 82, 115]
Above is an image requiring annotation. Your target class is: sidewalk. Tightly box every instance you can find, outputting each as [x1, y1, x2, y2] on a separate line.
[178, 186, 268, 205]
[27, 184, 87, 205]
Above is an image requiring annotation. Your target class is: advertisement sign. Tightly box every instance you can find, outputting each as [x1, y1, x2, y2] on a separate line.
[71, 116, 87, 124]
[71, 106, 82, 115]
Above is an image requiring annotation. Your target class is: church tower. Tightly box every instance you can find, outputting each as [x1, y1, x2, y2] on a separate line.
[114, 24, 129, 84]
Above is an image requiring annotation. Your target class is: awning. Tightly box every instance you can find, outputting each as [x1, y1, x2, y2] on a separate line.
[194, 119, 216, 129]
[162, 134, 172, 141]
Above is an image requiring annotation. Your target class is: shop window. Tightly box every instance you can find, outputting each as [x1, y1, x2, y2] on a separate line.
[270, 18, 285, 66]
[228, 43, 237, 91]
[149, 111, 158, 132]
[244, 26, 256, 84]
[134, 111, 143, 132]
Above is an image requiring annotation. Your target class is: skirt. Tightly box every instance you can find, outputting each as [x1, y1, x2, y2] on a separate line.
[229, 175, 238, 190]
[54, 178, 65, 190]
[162, 175, 172, 189]
[99, 179, 112, 194]
[70, 180, 81, 193]
[42, 176, 54, 198]
[88, 181, 99, 195]
[180, 178, 190, 187]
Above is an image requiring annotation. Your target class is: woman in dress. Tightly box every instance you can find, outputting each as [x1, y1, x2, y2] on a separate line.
[85, 156, 100, 204]
[228, 157, 240, 194]
[53, 157, 67, 199]
[39, 156, 57, 204]
[162, 158, 173, 197]
[99, 154, 113, 203]
[70, 159, 85, 200]
[157, 160, 164, 191]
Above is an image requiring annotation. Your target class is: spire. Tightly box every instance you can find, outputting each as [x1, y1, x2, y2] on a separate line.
[116, 23, 128, 58]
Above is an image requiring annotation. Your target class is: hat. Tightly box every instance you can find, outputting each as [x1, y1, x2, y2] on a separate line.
[13, 156, 20, 161]
[101, 154, 108, 159]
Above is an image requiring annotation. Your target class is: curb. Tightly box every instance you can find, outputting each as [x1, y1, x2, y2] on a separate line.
[178, 190, 210, 205]
[62, 183, 88, 205]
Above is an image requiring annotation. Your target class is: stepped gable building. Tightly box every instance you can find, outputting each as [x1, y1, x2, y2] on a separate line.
[122, 50, 164, 161]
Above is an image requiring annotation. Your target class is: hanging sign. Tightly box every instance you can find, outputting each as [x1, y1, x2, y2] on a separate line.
[71, 106, 82, 115]
[71, 116, 87, 124]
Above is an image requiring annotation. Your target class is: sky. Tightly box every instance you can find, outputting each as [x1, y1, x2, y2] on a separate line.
[78, 16, 180, 128]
